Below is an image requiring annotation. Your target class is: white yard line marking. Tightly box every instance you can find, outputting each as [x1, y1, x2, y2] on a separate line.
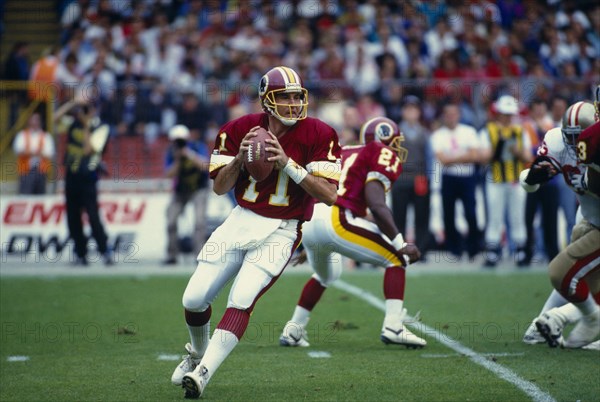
[307, 351, 331, 358]
[421, 352, 525, 359]
[7, 356, 30, 362]
[157, 354, 181, 361]
[334, 280, 556, 402]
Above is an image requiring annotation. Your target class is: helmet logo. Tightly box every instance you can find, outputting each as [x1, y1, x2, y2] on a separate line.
[259, 75, 268, 97]
[376, 122, 394, 141]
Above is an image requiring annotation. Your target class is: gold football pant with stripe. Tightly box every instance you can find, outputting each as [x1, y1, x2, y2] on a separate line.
[548, 220, 600, 302]
[302, 203, 405, 287]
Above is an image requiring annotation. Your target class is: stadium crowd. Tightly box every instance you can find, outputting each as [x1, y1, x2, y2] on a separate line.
[3, 0, 600, 265]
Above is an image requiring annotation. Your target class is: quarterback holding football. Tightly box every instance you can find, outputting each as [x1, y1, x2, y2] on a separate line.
[172, 66, 342, 399]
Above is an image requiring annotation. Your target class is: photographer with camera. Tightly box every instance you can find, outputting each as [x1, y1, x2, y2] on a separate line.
[163, 125, 210, 265]
[56, 100, 113, 266]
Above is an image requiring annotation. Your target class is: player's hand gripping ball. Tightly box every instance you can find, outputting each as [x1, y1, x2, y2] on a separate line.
[244, 127, 274, 182]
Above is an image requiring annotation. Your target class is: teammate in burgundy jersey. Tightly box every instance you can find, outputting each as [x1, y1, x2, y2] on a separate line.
[336, 142, 402, 216]
[173, 66, 341, 399]
[279, 117, 427, 349]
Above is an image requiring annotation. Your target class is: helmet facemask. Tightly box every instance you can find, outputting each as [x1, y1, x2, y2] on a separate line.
[561, 126, 581, 151]
[561, 101, 596, 151]
[263, 88, 309, 126]
[386, 135, 409, 163]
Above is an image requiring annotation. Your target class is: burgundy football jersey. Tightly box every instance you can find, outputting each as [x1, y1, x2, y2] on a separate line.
[336, 142, 403, 217]
[577, 120, 600, 166]
[210, 113, 341, 220]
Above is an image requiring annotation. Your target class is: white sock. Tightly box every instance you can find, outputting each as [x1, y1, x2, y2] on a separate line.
[383, 299, 404, 329]
[290, 306, 311, 327]
[198, 329, 239, 381]
[574, 293, 600, 316]
[187, 322, 210, 356]
[554, 303, 584, 324]
[540, 290, 568, 313]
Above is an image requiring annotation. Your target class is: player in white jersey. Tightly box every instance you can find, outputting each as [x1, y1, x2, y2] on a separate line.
[519, 101, 600, 348]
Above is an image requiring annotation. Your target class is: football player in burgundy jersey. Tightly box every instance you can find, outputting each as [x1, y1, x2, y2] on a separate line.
[173, 66, 341, 398]
[279, 117, 426, 349]
[519, 101, 600, 349]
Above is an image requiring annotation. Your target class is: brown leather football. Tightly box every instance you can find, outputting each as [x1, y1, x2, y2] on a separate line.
[244, 127, 274, 182]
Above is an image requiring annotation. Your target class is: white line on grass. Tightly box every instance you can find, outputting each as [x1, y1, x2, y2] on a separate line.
[333, 280, 556, 402]
[157, 354, 181, 361]
[307, 351, 331, 358]
[421, 352, 525, 359]
[7, 356, 30, 362]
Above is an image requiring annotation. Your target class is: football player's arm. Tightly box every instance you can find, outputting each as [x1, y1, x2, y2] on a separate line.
[365, 180, 420, 263]
[364, 180, 398, 240]
[213, 128, 259, 195]
[298, 174, 338, 206]
[266, 135, 338, 206]
[213, 156, 244, 195]
[519, 155, 560, 192]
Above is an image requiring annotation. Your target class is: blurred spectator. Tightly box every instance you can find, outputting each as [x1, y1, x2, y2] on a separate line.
[105, 81, 154, 138]
[12, 113, 55, 194]
[522, 98, 559, 265]
[344, 27, 380, 95]
[56, 100, 113, 266]
[355, 93, 385, 123]
[3, 42, 30, 80]
[176, 90, 211, 141]
[80, 56, 116, 109]
[55, 53, 83, 101]
[163, 125, 210, 265]
[391, 96, 432, 260]
[424, 18, 458, 66]
[373, 24, 409, 75]
[478, 95, 532, 267]
[431, 103, 482, 259]
[28, 47, 61, 102]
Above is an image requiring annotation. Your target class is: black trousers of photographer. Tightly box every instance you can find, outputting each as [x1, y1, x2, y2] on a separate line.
[65, 172, 109, 259]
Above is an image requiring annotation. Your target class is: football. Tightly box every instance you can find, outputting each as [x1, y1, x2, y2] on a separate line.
[244, 127, 274, 181]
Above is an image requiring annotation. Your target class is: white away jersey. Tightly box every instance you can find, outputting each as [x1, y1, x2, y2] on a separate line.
[538, 127, 600, 227]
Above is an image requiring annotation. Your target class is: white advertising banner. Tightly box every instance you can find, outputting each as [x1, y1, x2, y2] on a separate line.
[0, 193, 232, 264]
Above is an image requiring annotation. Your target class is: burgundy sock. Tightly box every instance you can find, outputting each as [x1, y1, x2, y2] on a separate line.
[297, 277, 326, 311]
[185, 305, 212, 326]
[216, 308, 250, 340]
[383, 267, 406, 300]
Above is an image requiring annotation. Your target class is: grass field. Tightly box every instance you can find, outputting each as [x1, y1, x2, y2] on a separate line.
[1, 268, 598, 401]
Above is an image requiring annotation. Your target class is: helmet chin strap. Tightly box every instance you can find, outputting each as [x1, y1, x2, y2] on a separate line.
[277, 116, 297, 126]
[267, 106, 297, 126]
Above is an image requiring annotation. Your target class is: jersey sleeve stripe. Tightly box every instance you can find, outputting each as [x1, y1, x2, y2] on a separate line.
[366, 172, 391, 192]
[307, 161, 341, 181]
[209, 154, 235, 173]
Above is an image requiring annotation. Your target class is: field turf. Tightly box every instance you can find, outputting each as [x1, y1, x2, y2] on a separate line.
[1, 269, 598, 401]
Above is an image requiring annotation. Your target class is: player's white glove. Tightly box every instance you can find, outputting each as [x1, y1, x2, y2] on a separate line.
[568, 169, 588, 193]
[519, 169, 540, 192]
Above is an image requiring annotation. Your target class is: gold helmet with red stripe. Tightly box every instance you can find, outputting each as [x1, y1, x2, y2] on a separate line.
[359, 117, 408, 163]
[561, 101, 596, 150]
[258, 66, 308, 126]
